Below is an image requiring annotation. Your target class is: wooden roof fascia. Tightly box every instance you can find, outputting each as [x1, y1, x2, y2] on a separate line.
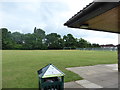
[64, 2, 120, 28]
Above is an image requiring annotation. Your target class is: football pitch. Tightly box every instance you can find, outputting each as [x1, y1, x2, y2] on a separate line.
[2, 50, 117, 88]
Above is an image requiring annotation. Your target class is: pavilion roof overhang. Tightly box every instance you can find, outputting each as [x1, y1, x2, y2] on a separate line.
[64, 2, 120, 34]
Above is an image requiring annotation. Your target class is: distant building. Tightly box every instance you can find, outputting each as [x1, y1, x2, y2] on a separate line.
[100, 44, 117, 51]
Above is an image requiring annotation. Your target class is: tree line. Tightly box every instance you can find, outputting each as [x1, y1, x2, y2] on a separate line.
[1, 27, 100, 50]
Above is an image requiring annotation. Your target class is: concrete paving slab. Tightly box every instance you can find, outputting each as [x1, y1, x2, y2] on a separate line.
[75, 80, 90, 84]
[66, 64, 118, 88]
[95, 81, 116, 87]
[82, 83, 102, 88]
[104, 84, 118, 88]
[75, 80, 103, 88]
[64, 81, 84, 88]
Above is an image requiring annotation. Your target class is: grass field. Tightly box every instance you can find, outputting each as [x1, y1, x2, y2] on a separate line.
[2, 50, 117, 88]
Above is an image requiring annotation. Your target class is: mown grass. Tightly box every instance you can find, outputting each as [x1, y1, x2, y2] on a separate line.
[2, 50, 117, 88]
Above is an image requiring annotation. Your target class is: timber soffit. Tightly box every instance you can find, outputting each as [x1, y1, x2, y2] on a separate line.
[64, 2, 120, 29]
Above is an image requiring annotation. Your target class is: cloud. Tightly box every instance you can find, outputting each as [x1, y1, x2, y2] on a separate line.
[0, 0, 118, 44]
[84, 37, 118, 45]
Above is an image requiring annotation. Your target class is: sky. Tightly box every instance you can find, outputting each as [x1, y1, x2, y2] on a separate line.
[0, 0, 118, 45]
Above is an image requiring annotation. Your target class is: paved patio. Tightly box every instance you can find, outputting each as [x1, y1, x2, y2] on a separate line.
[64, 64, 118, 88]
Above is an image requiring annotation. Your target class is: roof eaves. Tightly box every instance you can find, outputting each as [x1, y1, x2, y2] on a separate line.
[64, 2, 120, 27]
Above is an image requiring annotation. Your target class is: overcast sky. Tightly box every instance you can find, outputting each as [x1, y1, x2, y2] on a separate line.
[0, 0, 118, 45]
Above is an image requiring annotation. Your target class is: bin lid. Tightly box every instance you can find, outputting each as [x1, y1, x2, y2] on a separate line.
[37, 64, 65, 78]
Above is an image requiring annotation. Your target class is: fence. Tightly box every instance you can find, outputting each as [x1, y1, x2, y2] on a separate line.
[76, 47, 117, 51]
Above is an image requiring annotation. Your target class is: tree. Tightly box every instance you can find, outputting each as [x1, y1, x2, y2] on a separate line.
[1, 28, 15, 49]
[63, 34, 77, 48]
[78, 38, 89, 48]
[92, 43, 100, 48]
[22, 33, 36, 49]
[11, 32, 24, 44]
[33, 27, 47, 49]
[0, 29, 1, 49]
[1, 27, 100, 50]
[34, 27, 45, 39]
[45, 33, 63, 49]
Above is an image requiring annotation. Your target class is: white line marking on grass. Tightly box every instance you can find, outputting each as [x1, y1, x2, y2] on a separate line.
[75, 80, 103, 88]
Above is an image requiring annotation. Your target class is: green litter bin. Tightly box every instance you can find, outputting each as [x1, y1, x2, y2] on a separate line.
[37, 64, 65, 90]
